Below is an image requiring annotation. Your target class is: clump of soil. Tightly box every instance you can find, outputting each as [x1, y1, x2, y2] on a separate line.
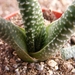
[0, 10, 75, 75]
[43, 9, 57, 22]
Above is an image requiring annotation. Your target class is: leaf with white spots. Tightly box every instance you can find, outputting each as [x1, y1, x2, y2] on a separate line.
[0, 0, 75, 62]
[0, 17, 37, 62]
[17, 0, 47, 52]
[61, 45, 75, 60]
[29, 0, 75, 61]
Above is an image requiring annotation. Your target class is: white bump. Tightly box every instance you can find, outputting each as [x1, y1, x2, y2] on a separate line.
[65, 35, 69, 38]
[32, 34, 35, 39]
[26, 9, 30, 12]
[14, 30, 17, 33]
[22, 20, 26, 24]
[8, 26, 11, 29]
[29, 16, 32, 18]
[20, 2, 25, 5]
[34, 16, 38, 19]
[69, 21, 72, 25]
[25, 17, 28, 20]
[25, 25, 27, 28]
[31, 21, 35, 24]
[28, 7, 31, 10]
[68, 28, 73, 33]
[61, 33, 66, 37]
[57, 38, 63, 42]
[55, 43, 58, 47]
[73, 21, 75, 25]
[32, 29, 35, 32]
[63, 21, 66, 24]
[70, 14, 73, 17]
[63, 27, 67, 31]
[26, 2, 30, 5]
[67, 8, 72, 13]
[32, 11, 35, 15]
[65, 18, 72, 25]
[27, 23, 30, 26]
[21, 13, 24, 17]
[32, 3, 35, 6]
[51, 43, 54, 46]
[20, 8, 25, 11]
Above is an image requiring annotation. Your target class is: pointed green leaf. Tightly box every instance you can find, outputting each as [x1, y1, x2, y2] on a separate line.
[30, 1, 75, 61]
[17, 0, 47, 52]
[0, 17, 38, 62]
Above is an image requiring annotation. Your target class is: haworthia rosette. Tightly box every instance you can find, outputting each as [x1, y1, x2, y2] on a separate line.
[0, 0, 75, 62]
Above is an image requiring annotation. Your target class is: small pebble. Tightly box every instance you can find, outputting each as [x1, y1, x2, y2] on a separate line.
[13, 64, 18, 68]
[48, 70, 53, 75]
[27, 63, 35, 68]
[5, 57, 9, 63]
[5, 66, 9, 71]
[10, 58, 16, 64]
[0, 41, 3, 45]
[23, 66, 27, 71]
[54, 65, 58, 70]
[36, 63, 44, 71]
[63, 62, 74, 71]
[71, 68, 75, 73]
[47, 60, 57, 67]
[15, 68, 20, 75]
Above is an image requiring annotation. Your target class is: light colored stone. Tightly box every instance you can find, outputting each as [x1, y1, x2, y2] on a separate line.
[48, 70, 53, 75]
[15, 68, 20, 75]
[63, 62, 74, 71]
[36, 62, 44, 71]
[13, 64, 18, 68]
[5, 66, 9, 71]
[54, 65, 58, 70]
[47, 60, 57, 67]
[71, 68, 75, 73]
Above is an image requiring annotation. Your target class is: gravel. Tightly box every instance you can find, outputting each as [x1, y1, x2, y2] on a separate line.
[0, 0, 75, 75]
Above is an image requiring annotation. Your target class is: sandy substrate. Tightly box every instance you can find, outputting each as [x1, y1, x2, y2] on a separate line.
[0, 0, 75, 75]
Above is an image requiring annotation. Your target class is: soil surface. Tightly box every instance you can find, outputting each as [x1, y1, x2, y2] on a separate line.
[0, 0, 75, 75]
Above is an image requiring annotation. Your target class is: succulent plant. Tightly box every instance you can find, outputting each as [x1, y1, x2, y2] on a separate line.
[61, 45, 75, 60]
[0, 0, 75, 62]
